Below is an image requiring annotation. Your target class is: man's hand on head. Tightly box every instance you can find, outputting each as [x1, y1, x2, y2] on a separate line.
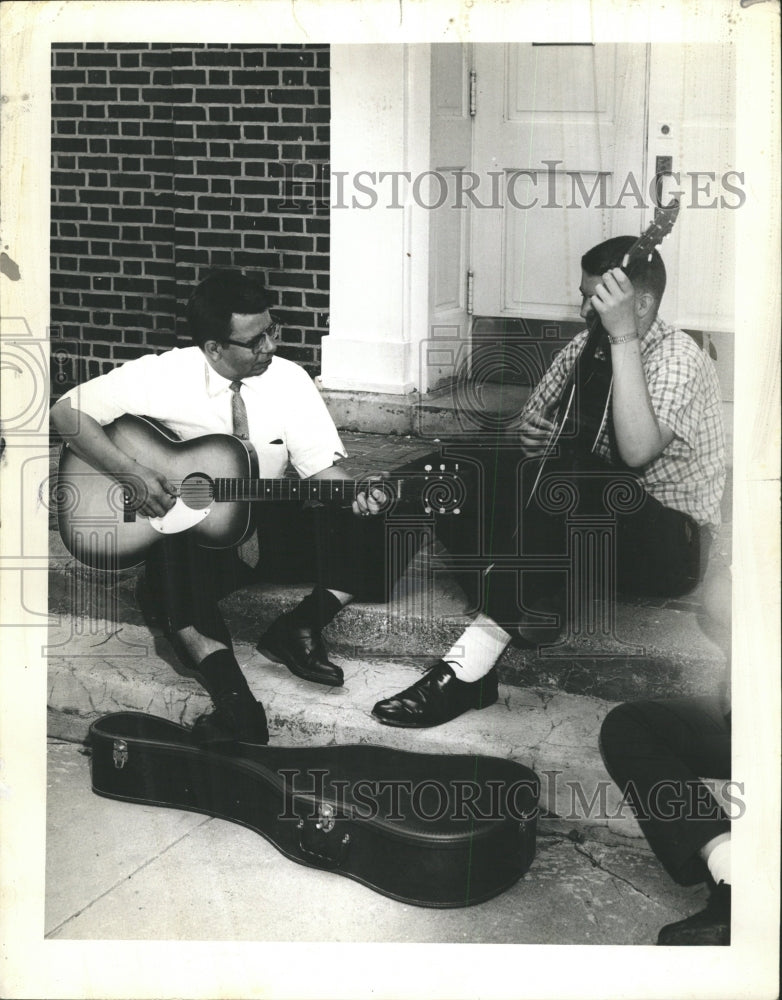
[589, 267, 638, 340]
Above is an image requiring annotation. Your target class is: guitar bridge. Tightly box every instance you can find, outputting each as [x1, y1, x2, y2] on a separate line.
[122, 492, 136, 523]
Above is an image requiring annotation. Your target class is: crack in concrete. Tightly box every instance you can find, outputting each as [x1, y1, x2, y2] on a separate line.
[573, 843, 656, 903]
[89, 627, 125, 648]
[45, 816, 215, 939]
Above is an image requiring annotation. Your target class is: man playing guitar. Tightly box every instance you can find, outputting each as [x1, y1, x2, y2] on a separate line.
[51, 269, 388, 745]
[371, 232, 726, 729]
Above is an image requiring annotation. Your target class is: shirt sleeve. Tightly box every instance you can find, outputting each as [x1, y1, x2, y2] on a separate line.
[645, 336, 705, 450]
[58, 353, 163, 425]
[282, 366, 348, 478]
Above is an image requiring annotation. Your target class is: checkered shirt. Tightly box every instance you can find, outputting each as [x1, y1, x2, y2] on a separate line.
[520, 316, 726, 532]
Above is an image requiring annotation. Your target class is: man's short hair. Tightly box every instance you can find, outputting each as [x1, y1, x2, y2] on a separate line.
[186, 269, 273, 348]
[581, 235, 667, 303]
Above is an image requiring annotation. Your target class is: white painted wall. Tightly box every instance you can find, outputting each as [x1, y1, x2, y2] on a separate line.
[320, 44, 432, 394]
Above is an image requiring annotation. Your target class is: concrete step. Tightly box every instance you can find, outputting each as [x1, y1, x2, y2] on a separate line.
[319, 383, 531, 437]
[48, 529, 728, 704]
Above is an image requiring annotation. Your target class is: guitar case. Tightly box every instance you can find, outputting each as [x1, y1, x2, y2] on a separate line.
[89, 712, 539, 908]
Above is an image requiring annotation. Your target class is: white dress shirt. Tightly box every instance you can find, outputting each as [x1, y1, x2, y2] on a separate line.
[61, 346, 347, 479]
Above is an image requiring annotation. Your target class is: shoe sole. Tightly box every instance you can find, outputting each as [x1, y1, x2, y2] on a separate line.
[256, 640, 344, 688]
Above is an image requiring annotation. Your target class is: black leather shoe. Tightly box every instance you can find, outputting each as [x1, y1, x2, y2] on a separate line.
[192, 692, 269, 746]
[371, 661, 498, 728]
[256, 613, 344, 687]
[657, 883, 731, 946]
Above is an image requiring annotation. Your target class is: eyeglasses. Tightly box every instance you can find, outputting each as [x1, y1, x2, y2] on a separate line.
[224, 321, 283, 353]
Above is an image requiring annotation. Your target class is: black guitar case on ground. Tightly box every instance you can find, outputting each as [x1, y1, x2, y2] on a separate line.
[89, 712, 539, 908]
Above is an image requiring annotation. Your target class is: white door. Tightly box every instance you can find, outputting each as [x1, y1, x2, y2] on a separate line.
[645, 44, 736, 334]
[426, 43, 474, 392]
[471, 43, 650, 321]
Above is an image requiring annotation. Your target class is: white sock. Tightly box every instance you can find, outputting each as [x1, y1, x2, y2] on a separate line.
[704, 837, 731, 886]
[444, 614, 511, 683]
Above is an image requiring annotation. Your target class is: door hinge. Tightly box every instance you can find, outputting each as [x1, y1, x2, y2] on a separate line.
[469, 70, 477, 118]
[466, 269, 474, 315]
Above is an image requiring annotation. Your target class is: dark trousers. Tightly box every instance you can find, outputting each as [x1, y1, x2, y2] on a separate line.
[143, 444, 705, 643]
[143, 502, 389, 642]
[432, 442, 704, 630]
[600, 698, 731, 885]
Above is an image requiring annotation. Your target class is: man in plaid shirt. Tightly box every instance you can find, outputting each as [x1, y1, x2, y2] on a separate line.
[372, 234, 726, 730]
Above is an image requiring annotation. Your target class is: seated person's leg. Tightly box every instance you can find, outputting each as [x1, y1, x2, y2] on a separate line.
[255, 503, 382, 687]
[372, 448, 528, 727]
[600, 697, 731, 945]
[615, 494, 703, 598]
[143, 534, 268, 744]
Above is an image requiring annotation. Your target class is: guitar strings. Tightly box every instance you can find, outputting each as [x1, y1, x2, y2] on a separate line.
[591, 375, 614, 454]
[525, 383, 575, 507]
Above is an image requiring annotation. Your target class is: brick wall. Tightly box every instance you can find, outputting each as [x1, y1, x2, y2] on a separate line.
[50, 43, 330, 395]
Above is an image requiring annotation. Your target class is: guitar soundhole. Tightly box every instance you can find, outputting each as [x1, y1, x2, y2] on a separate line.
[180, 473, 215, 510]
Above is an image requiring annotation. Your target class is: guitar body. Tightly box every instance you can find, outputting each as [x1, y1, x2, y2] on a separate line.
[57, 415, 467, 570]
[57, 415, 257, 570]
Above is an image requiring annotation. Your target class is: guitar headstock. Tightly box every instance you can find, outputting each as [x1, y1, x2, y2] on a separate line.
[624, 199, 680, 271]
[375, 463, 467, 516]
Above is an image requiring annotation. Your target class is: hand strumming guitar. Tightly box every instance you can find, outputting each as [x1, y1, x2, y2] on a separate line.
[120, 463, 179, 518]
[519, 410, 557, 456]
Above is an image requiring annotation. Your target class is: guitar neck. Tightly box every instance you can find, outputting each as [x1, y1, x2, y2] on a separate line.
[213, 478, 377, 503]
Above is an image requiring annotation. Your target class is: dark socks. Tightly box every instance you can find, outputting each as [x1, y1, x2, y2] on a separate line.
[193, 648, 268, 745]
[287, 586, 344, 630]
[196, 648, 255, 704]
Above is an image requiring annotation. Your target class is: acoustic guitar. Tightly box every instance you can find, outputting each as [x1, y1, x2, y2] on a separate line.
[54, 414, 466, 569]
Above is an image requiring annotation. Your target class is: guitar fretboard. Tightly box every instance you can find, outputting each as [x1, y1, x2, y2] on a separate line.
[213, 478, 398, 503]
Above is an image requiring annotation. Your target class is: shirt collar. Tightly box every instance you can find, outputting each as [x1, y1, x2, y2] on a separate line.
[640, 315, 672, 355]
[204, 360, 233, 398]
[204, 360, 271, 398]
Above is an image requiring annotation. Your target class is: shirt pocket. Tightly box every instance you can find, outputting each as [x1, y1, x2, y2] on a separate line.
[253, 431, 290, 479]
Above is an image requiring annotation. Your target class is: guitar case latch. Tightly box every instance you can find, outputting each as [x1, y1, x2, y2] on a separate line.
[297, 802, 351, 867]
[113, 739, 129, 770]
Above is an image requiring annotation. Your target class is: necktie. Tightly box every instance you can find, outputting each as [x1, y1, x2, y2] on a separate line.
[229, 380, 259, 568]
[230, 380, 249, 439]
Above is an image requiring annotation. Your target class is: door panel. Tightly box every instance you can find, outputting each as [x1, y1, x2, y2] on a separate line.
[646, 44, 736, 333]
[472, 43, 649, 319]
